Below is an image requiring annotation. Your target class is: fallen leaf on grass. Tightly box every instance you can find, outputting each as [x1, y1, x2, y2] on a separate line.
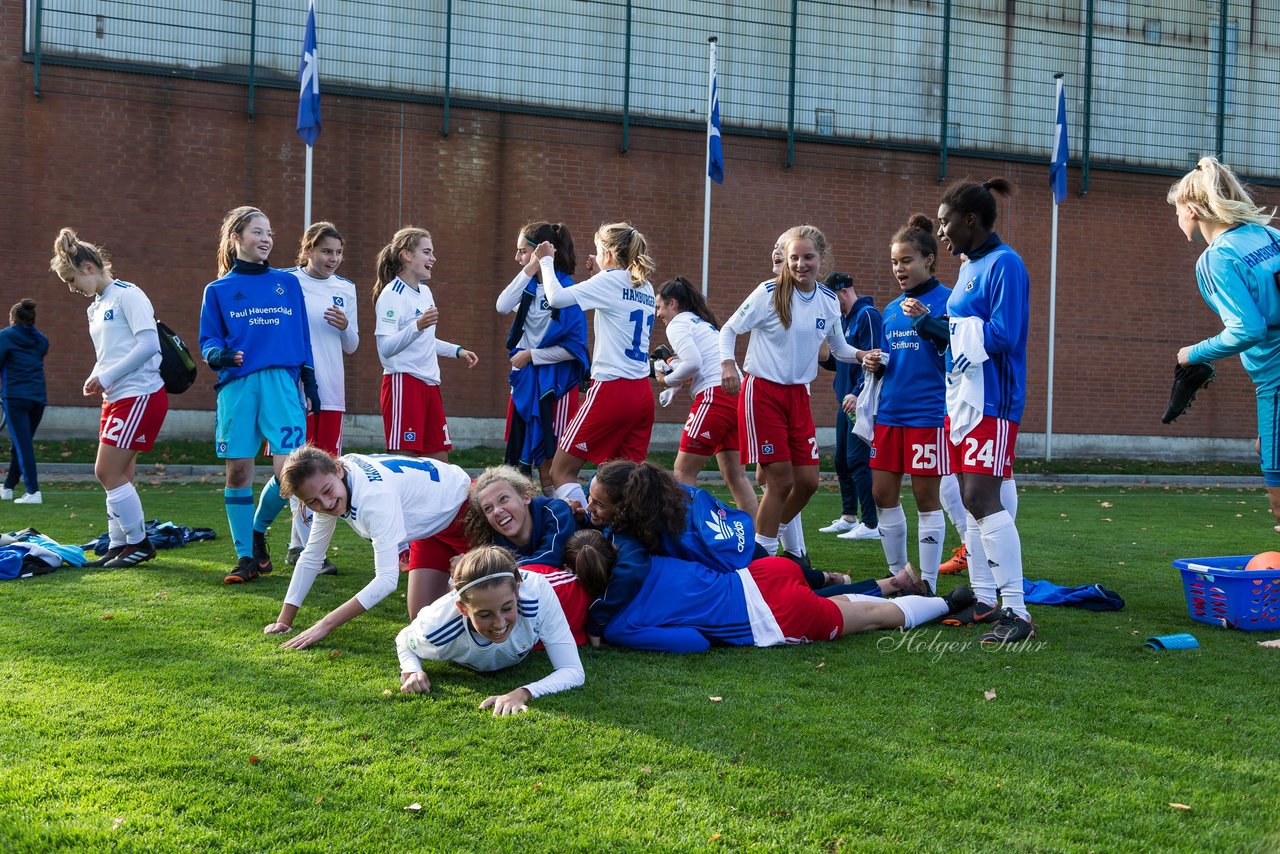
[709, 833, 722, 842]
[328, 649, 343, 659]
[112, 818, 124, 830]
[533, 782, 542, 791]
[1101, 518, 1112, 523]
[100, 613, 115, 620]
[983, 689, 997, 701]
[816, 661, 825, 669]
[405, 803, 422, 812]
[155, 591, 168, 600]
[1100, 501, 1113, 509]
[382, 689, 394, 697]
[248, 755, 260, 765]
[709, 696, 723, 703]
[314, 796, 324, 804]
[1169, 802, 1191, 810]
[641, 765, 652, 774]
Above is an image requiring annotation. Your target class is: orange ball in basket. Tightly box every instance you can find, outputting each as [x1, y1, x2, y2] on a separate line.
[1244, 551, 1280, 571]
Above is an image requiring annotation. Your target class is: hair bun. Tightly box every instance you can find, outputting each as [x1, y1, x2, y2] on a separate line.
[906, 213, 933, 232]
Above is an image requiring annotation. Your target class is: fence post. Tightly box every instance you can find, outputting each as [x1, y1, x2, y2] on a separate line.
[937, 0, 951, 181]
[1214, 0, 1228, 158]
[1081, 0, 1093, 194]
[247, 0, 257, 119]
[443, 0, 452, 137]
[785, 0, 797, 169]
[32, 0, 43, 100]
[621, 0, 632, 153]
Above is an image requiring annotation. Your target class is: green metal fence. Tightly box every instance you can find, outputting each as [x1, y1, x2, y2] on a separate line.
[23, 0, 1280, 183]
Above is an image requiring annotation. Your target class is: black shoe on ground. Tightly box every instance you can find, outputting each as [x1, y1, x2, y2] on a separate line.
[940, 598, 1001, 627]
[1162, 362, 1215, 424]
[224, 555, 261, 584]
[979, 608, 1038, 645]
[252, 530, 274, 575]
[285, 546, 303, 567]
[781, 549, 813, 573]
[941, 584, 976, 615]
[103, 537, 157, 568]
[86, 546, 125, 568]
[319, 557, 338, 576]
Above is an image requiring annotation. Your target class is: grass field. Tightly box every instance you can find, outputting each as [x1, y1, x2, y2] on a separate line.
[1, 481, 1278, 852]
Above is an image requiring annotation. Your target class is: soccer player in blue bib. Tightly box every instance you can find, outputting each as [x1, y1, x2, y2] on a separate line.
[1168, 156, 1280, 530]
[935, 179, 1035, 645]
[199, 206, 319, 584]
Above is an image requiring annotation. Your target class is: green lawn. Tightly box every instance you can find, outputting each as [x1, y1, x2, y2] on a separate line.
[1, 482, 1277, 852]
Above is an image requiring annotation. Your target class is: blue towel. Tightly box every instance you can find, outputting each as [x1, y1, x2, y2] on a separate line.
[1023, 579, 1125, 611]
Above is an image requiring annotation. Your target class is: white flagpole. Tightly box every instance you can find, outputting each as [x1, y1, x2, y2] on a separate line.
[1046, 74, 1064, 462]
[304, 144, 313, 229]
[701, 37, 717, 298]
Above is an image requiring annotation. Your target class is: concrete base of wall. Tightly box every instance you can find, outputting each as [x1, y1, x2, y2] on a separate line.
[33, 406, 1254, 462]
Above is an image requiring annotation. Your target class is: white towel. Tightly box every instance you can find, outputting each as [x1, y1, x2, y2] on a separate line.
[853, 351, 889, 445]
[946, 317, 989, 444]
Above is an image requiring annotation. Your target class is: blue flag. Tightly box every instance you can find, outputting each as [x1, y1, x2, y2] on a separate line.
[296, 0, 321, 146]
[1050, 78, 1068, 205]
[707, 50, 724, 185]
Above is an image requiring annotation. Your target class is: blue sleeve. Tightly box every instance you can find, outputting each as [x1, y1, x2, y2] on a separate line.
[515, 498, 579, 567]
[198, 284, 228, 363]
[1189, 253, 1269, 363]
[37, 330, 49, 358]
[294, 278, 316, 370]
[585, 532, 651, 636]
[603, 621, 711, 654]
[981, 256, 1030, 356]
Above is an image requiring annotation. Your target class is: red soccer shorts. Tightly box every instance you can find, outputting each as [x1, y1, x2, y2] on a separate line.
[558, 377, 654, 464]
[870, 424, 952, 476]
[945, 415, 1018, 478]
[99, 389, 168, 452]
[749, 556, 843, 642]
[679, 386, 740, 456]
[738, 376, 817, 466]
[381, 373, 451, 455]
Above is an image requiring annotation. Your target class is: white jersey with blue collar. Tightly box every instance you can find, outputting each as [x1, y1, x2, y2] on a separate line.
[87, 280, 163, 403]
[375, 278, 458, 385]
[291, 267, 359, 411]
[720, 280, 853, 385]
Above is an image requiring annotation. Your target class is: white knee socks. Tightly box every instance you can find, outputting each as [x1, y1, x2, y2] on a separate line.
[877, 504, 908, 572]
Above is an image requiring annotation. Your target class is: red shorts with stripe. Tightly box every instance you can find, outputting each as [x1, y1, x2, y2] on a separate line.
[945, 415, 1018, 478]
[381, 374, 451, 454]
[522, 564, 591, 646]
[306, 410, 344, 455]
[870, 424, 951, 476]
[558, 377, 655, 464]
[738, 376, 818, 466]
[99, 389, 168, 452]
[679, 386, 739, 456]
[748, 556, 843, 642]
[503, 388, 580, 443]
[405, 501, 470, 573]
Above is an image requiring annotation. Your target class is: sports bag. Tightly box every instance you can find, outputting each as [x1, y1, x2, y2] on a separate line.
[156, 320, 197, 394]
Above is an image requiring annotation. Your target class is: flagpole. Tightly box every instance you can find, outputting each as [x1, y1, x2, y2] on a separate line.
[701, 37, 717, 298]
[1046, 73, 1065, 462]
[296, 0, 321, 231]
[304, 144, 313, 229]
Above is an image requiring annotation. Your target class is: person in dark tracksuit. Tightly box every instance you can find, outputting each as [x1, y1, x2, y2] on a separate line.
[0, 299, 49, 504]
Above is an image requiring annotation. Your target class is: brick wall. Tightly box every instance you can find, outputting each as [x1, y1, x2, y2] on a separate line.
[2, 2, 1272, 445]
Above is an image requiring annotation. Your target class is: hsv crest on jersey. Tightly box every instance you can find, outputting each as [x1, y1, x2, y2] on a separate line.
[276, 286, 285, 295]
[103, 309, 115, 321]
[234, 292, 246, 301]
[217, 441, 228, 454]
[816, 318, 825, 330]
[403, 431, 417, 442]
[333, 296, 344, 307]
[762, 443, 774, 455]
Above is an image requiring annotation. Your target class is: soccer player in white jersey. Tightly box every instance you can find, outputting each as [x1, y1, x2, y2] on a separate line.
[372, 227, 478, 461]
[265, 446, 473, 648]
[49, 228, 168, 567]
[253, 222, 359, 572]
[719, 225, 865, 558]
[536, 222, 658, 508]
[653, 276, 757, 516]
[396, 545, 585, 715]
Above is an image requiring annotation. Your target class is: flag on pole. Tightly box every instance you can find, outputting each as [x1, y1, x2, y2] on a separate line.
[296, 0, 321, 146]
[707, 42, 724, 185]
[1050, 75, 1067, 204]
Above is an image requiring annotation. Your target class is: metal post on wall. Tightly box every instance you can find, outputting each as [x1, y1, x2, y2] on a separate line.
[1081, 0, 1093, 195]
[32, 0, 43, 100]
[1214, 0, 1228, 158]
[937, 0, 951, 181]
[443, 0, 452, 137]
[785, 0, 797, 169]
[247, 0, 257, 119]
[621, 0, 632, 153]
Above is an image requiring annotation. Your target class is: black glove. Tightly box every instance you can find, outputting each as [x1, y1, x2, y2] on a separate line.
[300, 366, 322, 415]
[205, 347, 238, 370]
[650, 344, 674, 363]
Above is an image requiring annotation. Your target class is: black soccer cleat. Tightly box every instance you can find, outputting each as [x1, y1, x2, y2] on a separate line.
[103, 537, 157, 568]
[649, 344, 674, 363]
[252, 530, 274, 575]
[1162, 362, 1215, 424]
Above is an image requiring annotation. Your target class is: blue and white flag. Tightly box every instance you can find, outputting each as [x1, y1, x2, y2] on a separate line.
[707, 43, 724, 185]
[296, 0, 321, 146]
[1050, 77, 1068, 205]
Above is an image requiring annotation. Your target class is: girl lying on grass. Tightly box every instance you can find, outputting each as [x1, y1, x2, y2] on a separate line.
[565, 529, 972, 654]
[395, 545, 585, 715]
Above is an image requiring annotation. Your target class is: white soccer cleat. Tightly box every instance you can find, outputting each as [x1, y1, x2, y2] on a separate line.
[837, 522, 880, 540]
[819, 517, 856, 534]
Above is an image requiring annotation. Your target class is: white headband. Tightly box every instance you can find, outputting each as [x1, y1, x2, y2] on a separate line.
[454, 571, 520, 597]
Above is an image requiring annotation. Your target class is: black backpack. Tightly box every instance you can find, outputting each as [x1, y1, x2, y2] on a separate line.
[156, 320, 197, 394]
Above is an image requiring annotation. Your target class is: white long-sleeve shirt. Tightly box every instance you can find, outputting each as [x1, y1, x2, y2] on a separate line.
[293, 267, 359, 411]
[395, 570, 585, 699]
[660, 311, 722, 397]
[87, 280, 164, 402]
[374, 278, 459, 385]
[719, 280, 857, 385]
[496, 270, 574, 364]
[541, 257, 653, 381]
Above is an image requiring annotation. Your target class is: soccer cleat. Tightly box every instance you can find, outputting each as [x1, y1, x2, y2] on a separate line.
[285, 546, 304, 567]
[819, 517, 857, 534]
[940, 599, 1001, 627]
[252, 530, 274, 575]
[320, 557, 339, 576]
[887, 563, 929, 596]
[86, 546, 126, 568]
[1162, 362, 1215, 424]
[224, 556, 261, 584]
[941, 584, 976, 615]
[781, 550, 815, 574]
[103, 537, 157, 568]
[939, 545, 969, 575]
[837, 522, 881, 540]
[979, 609, 1037, 645]
[14, 491, 42, 505]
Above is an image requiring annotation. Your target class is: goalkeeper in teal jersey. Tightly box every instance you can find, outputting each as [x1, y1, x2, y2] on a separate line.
[1169, 156, 1280, 525]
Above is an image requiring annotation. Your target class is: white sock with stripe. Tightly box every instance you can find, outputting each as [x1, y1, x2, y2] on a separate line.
[977, 509, 1029, 620]
[877, 504, 908, 572]
[917, 510, 946, 593]
[105, 482, 145, 546]
[778, 513, 806, 555]
[1001, 478, 1019, 520]
[966, 513, 998, 606]
[888, 594, 950, 629]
